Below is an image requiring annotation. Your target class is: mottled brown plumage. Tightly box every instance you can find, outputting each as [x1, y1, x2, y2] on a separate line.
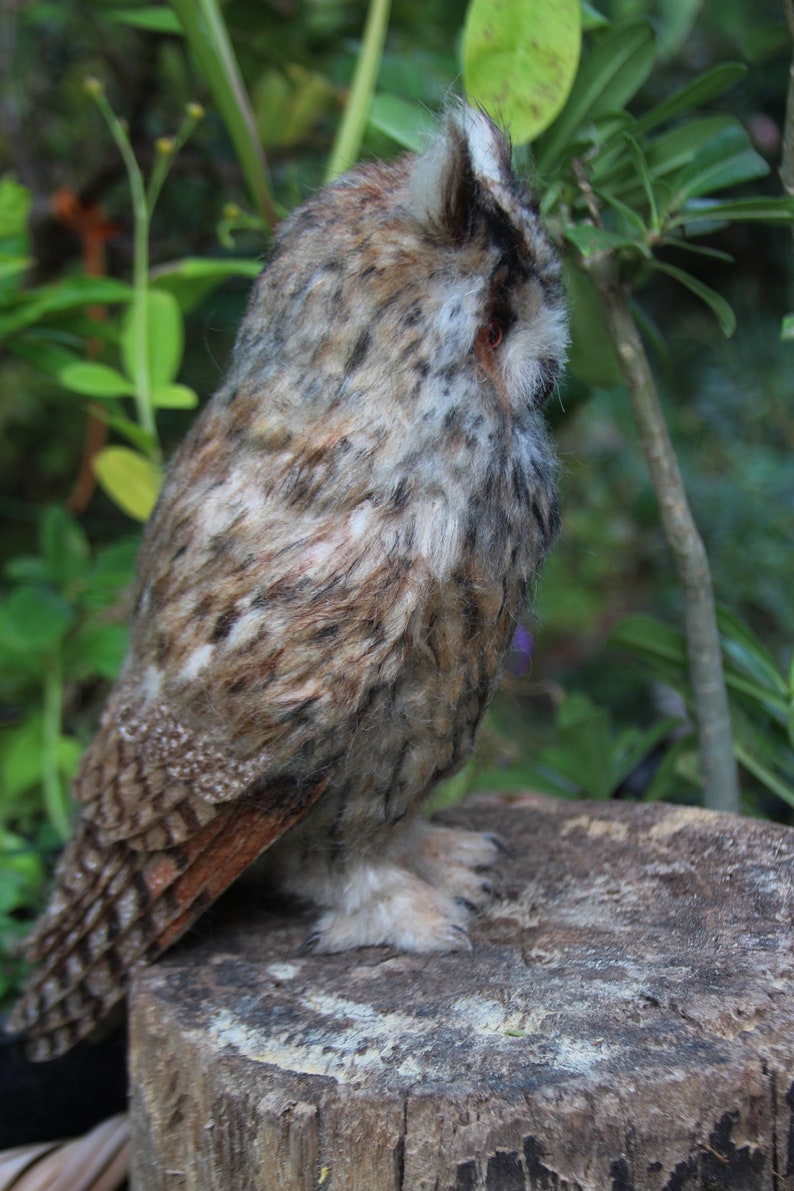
[10, 105, 567, 1059]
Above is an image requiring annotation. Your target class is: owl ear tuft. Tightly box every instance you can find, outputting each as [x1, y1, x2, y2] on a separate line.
[409, 104, 512, 241]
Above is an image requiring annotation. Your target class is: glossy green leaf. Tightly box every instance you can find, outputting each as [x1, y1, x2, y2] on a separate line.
[782, 314, 794, 342]
[58, 361, 136, 399]
[121, 287, 184, 390]
[536, 22, 656, 171]
[463, 0, 582, 145]
[152, 257, 261, 314]
[93, 447, 162, 522]
[368, 94, 437, 152]
[651, 261, 736, 336]
[638, 63, 746, 133]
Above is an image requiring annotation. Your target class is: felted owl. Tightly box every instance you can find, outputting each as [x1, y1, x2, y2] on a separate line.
[10, 104, 567, 1060]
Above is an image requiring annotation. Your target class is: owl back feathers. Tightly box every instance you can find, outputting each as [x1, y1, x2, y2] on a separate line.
[11, 105, 566, 1059]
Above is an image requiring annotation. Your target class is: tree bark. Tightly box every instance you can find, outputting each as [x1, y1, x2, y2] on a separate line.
[129, 794, 794, 1189]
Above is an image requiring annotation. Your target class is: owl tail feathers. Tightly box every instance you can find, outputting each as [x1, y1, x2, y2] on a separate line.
[8, 778, 327, 1061]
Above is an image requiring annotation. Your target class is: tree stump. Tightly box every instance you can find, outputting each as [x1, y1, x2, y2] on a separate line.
[129, 794, 794, 1190]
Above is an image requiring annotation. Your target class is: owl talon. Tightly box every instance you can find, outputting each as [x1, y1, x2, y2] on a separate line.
[300, 931, 322, 954]
[483, 832, 510, 857]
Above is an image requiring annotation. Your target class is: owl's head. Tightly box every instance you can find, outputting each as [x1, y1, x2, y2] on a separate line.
[234, 104, 567, 426]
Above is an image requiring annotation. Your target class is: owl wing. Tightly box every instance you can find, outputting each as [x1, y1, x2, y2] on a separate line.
[11, 505, 424, 1059]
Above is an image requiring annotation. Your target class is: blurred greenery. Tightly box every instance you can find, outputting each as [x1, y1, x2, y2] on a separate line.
[0, 0, 792, 1002]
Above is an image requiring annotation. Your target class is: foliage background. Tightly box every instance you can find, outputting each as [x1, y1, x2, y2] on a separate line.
[0, 0, 792, 1001]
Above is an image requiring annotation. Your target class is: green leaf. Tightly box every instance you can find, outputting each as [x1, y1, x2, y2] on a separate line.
[463, 0, 582, 145]
[536, 22, 656, 171]
[0, 276, 132, 339]
[151, 382, 199, 409]
[565, 225, 643, 258]
[67, 623, 128, 681]
[609, 614, 687, 666]
[670, 125, 768, 205]
[580, 1, 609, 30]
[40, 507, 91, 590]
[651, 261, 736, 337]
[57, 361, 136, 399]
[0, 587, 76, 653]
[655, 0, 703, 60]
[669, 197, 794, 230]
[108, 6, 183, 33]
[9, 338, 83, 378]
[716, 606, 787, 695]
[121, 287, 184, 390]
[1, 714, 45, 801]
[734, 742, 794, 810]
[83, 538, 140, 610]
[645, 116, 737, 180]
[151, 257, 261, 315]
[368, 94, 437, 152]
[637, 63, 746, 133]
[565, 265, 623, 387]
[0, 176, 31, 241]
[93, 447, 162, 522]
[783, 313, 794, 342]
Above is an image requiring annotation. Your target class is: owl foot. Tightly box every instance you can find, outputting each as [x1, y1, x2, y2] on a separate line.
[393, 822, 504, 909]
[304, 862, 478, 954]
[303, 824, 502, 955]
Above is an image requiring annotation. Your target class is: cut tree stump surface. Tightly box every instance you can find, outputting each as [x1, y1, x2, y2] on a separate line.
[129, 794, 794, 1190]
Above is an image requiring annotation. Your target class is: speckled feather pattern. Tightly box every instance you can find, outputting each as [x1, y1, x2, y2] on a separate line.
[10, 106, 567, 1059]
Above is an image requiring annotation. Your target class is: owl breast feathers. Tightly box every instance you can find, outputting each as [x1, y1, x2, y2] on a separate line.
[10, 104, 567, 1059]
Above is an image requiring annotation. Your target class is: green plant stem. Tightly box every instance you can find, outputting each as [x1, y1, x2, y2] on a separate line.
[783, 0, 794, 246]
[583, 252, 741, 814]
[325, 0, 392, 181]
[89, 86, 157, 445]
[42, 656, 70, 841]
[170, 0, 277, 230]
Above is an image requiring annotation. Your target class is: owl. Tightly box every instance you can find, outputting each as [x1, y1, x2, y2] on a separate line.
[9, 105, 567, 1060]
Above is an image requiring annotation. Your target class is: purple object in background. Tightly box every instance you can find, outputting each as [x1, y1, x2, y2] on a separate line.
[509, 624, 534, 676]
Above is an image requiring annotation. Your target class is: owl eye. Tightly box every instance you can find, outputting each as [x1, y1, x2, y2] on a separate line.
[485, 318, 504, 349]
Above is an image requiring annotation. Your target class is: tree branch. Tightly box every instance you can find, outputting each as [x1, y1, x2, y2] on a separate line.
[583, 252, 740, 813]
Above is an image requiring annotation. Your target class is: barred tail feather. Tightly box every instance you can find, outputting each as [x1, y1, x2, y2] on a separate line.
[9, 779, 325, 1060]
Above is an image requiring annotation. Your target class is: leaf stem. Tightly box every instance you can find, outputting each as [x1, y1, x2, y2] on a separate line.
[325, 0, 392, 181]
[42, 655, 71, 841]
[583, 251, 741, 813]
[86, 82, 157, 446]
[169, 0, 277, 229]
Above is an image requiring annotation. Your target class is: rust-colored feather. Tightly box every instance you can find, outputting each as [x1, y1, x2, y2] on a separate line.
[9, 780, 325, 1060]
